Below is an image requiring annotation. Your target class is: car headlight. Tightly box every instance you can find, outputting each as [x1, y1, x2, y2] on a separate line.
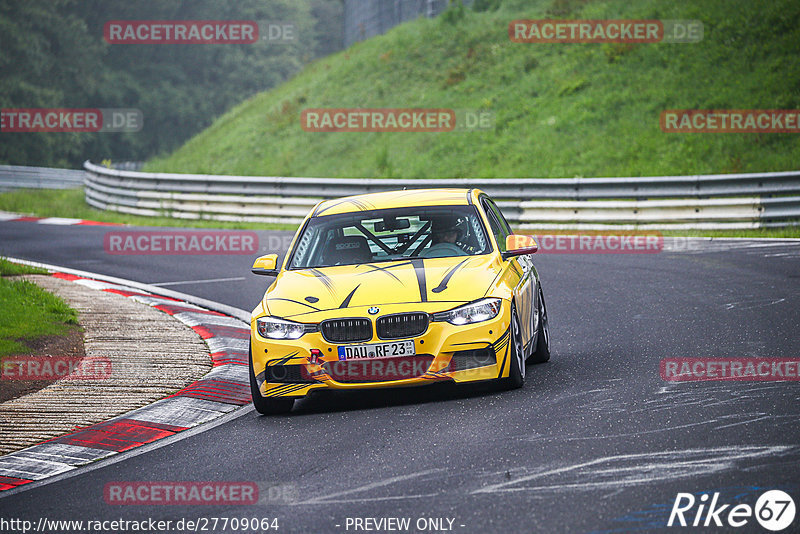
[256, 317, 315, 340]
[432, 298, 502, 325]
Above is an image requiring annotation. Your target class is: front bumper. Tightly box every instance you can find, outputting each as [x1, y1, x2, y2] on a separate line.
[250, 302, 512, 399]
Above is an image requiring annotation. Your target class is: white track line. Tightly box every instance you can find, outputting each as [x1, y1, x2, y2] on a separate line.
[151, 276, 246, 287]
[1, 256, 249, 321]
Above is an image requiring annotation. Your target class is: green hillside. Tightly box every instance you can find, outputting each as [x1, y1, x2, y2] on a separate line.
[147, 0, 800, 179]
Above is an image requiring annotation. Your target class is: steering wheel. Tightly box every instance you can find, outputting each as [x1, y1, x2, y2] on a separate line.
[421, 242, 467, 258]
[455, 220, 478, 253]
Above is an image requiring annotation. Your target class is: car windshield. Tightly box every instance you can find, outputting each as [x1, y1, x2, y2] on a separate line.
[289, 205, 492, 269]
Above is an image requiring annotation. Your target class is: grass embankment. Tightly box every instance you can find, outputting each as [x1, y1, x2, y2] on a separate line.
[0, 258, 78, 359]
[2, 0, 799, 236]
[146, 0, 800, 179]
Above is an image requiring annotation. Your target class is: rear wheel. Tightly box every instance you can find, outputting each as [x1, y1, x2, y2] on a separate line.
[249, 344, 294, 415]
[503, 304, 525, 389]
[528, 285, 551, 364]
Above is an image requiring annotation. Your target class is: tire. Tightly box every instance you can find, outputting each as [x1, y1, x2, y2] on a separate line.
[528, 284, 551, 364]
[249, 344, 294, 415]
[503, 304, 526, 389]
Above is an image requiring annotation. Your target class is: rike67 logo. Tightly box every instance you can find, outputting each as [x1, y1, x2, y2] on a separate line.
[668, 490, 795, 531]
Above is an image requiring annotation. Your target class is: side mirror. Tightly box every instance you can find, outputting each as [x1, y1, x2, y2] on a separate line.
[502, 235, 538, 260]
[252, 254, 279, 276]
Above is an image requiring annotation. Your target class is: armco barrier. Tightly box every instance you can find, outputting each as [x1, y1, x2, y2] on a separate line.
[0, 165, 85, 192]
[75, 161, 799, 229]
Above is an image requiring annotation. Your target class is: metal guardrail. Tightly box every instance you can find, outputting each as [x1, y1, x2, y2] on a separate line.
[111, 161, 144, 171]
[0, 165, 85, 192]
[83, 160, 800, 229]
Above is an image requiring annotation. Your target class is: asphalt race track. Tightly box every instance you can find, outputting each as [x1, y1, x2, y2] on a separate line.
[1, 220, 799, 533]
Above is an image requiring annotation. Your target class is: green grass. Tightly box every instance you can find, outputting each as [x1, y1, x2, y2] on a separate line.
[0, 188, 295, 230]
[0, 264, 79, 358]
[660, 227, 800, 238]
[0, 257, 48, 276]
[147, 0, 800, 179]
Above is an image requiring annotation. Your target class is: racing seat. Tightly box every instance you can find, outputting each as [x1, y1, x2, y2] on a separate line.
[323, 235, 372, 265]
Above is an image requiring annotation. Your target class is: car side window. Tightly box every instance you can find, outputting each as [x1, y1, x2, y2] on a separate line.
[481, 198, 509, 252]
[486, 198, 512, 236]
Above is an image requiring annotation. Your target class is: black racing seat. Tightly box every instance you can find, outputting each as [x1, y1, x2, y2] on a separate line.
[323, 235, 372, 265]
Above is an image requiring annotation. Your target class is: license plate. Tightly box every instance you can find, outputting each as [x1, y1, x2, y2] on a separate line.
[338, 340, 416, 361]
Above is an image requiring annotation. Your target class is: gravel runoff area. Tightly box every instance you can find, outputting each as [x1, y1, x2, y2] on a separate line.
[0, 274, 212, 455]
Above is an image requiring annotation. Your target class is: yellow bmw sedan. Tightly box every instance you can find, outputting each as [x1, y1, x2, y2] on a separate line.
[249, 188, 550, 414]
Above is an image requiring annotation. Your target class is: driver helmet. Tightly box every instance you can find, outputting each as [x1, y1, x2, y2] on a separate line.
[429, 215, 466, 241]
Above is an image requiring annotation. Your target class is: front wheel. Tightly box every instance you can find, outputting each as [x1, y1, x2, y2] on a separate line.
[249, 344, 294, 415]
[528, 284, 551, 364]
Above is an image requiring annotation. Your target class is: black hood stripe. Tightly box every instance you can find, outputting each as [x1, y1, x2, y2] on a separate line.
[280, 299, 468, 318]
[308, 268, 335, 294]
[432, 258, 469, 294]
[268, 298, 320, 312]
[410, 258, 427, 302]
[315, 198, 375, 216]
[339, 284, 360, 308]
[359, 262, 413, 282]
